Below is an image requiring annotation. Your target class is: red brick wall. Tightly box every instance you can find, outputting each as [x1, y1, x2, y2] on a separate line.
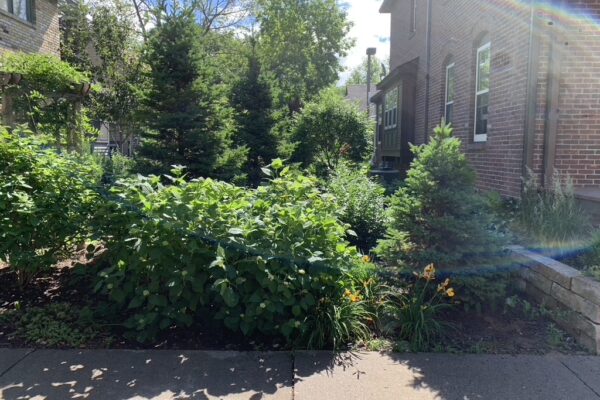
[385, 0, 600, 197]
[0, 0, 60, 56]
[387, 0, 534, 197]
[552, 0, 600, 187]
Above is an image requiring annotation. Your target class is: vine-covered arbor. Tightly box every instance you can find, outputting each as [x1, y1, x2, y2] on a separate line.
[0, 53, 93, 153]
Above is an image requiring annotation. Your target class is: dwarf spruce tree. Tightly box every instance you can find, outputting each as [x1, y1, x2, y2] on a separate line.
[376, 122, 500, 269]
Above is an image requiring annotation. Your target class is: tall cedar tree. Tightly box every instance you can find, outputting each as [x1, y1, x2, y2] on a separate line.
[230, 47, 277, 186]
[138, 14, 246, 179]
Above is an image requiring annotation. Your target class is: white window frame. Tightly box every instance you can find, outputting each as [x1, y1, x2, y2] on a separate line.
[445, 62, 455, 124]
[474, 42, 491, 142]
[410, 0, 417, 33]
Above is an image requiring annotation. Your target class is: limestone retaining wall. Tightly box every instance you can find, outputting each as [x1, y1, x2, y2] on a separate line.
[509, 246, 600, 354]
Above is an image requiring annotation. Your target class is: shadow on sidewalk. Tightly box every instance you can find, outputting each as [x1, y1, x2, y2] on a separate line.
[0, 350, 296, 399]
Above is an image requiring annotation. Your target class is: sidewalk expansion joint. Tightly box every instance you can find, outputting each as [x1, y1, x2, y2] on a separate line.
[0, 349, 36, 379]
[560, 359, 600, 399]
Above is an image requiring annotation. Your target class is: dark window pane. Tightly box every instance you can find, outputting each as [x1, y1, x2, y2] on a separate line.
[446, 65, 455, 103]
[445, 104, 453, 125]
[14, 0, 29, 21]
[476, 92, 489, 135]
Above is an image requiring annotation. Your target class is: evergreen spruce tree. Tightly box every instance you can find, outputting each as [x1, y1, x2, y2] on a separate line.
[376, 122, 501, 270]
[138, 14, 246, 179]
[230, 44, 277, 186]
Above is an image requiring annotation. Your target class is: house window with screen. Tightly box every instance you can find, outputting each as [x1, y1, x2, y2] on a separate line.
[384, 87, 399, 130]
[445, 63, 455, 124]
[474, 42, 490, 142]
[1, 0, 33, 23]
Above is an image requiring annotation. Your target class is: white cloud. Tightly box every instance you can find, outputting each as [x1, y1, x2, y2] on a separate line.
[339, 0, 390, 85]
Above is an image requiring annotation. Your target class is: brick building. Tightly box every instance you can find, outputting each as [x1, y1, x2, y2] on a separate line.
[0, 0, 60, 56]
[372, 0, 600, 203]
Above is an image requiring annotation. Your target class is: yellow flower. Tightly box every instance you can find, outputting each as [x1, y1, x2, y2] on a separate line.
[362, 255, 371, 263]
[446, 288, 455, 298]
[437, 278, 451, 293]
[423, 263, 436, 281]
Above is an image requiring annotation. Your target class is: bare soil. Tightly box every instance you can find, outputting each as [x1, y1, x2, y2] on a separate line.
[0, 262, 589, 354]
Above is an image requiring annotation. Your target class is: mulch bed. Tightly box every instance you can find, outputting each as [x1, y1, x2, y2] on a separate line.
[0, 262, 590, 354]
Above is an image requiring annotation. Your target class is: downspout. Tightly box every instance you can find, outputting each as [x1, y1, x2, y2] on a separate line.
[522, 0, 541, 185]
[423, 0, 433, 142]
[542, 0, 565, 187]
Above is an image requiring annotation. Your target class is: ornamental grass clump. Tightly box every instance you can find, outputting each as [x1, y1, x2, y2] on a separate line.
[376, 122, 502, 270]
[517, 169, 590, 246]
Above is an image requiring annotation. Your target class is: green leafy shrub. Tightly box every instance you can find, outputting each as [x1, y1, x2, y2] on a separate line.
[376, 123, 501, 269]
[95, 161, 374, 346]
[517, 170, 590, 245]
[0, 127, 102, 286]
[325, 164, 388, 253]
[98, 153, 135, 184]
[382, 264, 455, 351]
[290, 88, 371, 172]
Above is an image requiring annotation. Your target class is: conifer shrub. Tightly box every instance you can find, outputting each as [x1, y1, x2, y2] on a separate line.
[376, 122, 501, 270]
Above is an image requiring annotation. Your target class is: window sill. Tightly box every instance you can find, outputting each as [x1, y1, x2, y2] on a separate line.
[0, 9, 35, 29]
[468, 142, 488, 151]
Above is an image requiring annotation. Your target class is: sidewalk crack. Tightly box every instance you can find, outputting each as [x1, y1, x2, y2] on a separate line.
[291, 351, 296, 400]
[560, 360, 600, 399]
[0, 349, 36, 379]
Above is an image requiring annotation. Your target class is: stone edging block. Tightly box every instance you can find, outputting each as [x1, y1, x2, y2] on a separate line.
[551, 283, 600, 324]
[508, 246, 581, 290]
[508, 246, 600, 354]
[571, 276, 600, 307]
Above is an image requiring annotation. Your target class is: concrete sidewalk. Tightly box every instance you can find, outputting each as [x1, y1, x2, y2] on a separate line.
[0, 350, 599, 400]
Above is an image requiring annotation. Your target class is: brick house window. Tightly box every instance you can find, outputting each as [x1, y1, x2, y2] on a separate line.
[1, 0, 33, 23]
[474, 42, 490, 142]
[445, 63, 455, 125]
